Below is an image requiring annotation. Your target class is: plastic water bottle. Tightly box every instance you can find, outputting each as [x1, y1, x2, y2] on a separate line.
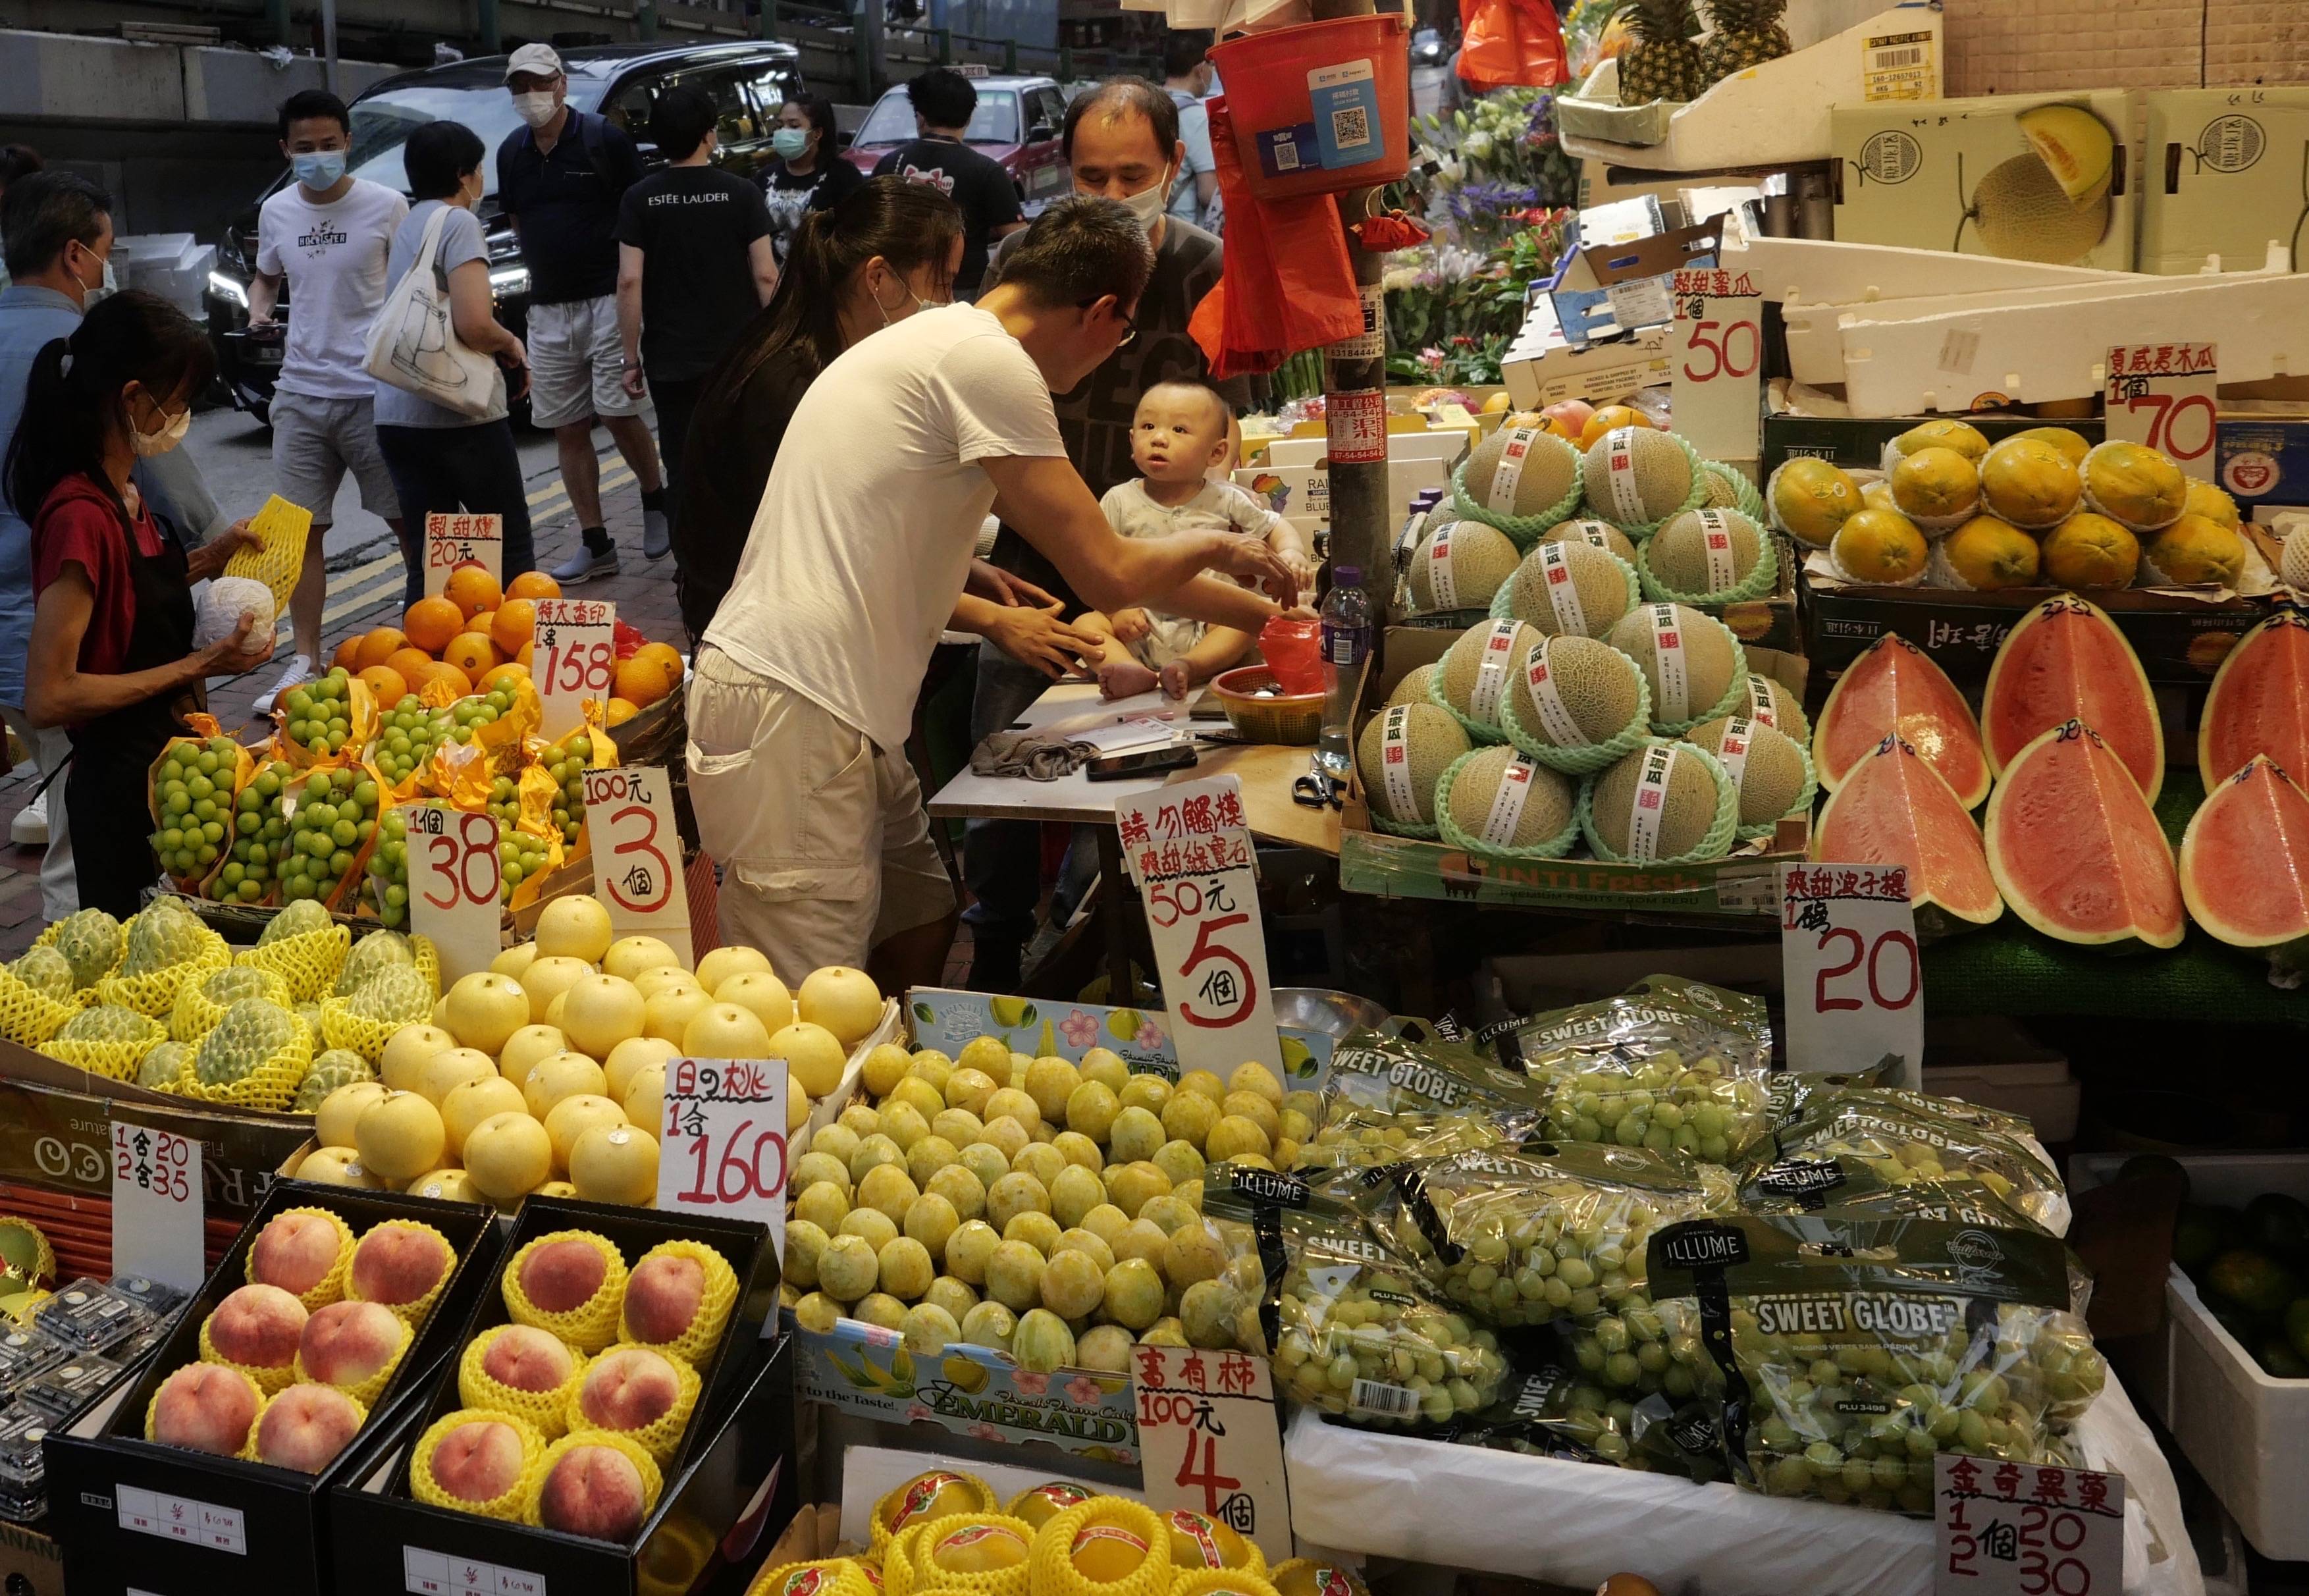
[1317, 566, 1373, 779]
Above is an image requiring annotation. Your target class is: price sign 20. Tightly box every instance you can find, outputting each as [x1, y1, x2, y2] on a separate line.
[1780, 861, 1924, 1084]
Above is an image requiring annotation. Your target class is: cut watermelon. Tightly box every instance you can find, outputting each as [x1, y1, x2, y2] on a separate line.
[1811, 732, 2004, 929]
[1981, 595, 2164, 803]
[2197, 611, 2309, 790]
[2179, 754, 2309, 976]
[1984, 718, 2185, 949]
[1814, 635, 1990, 807]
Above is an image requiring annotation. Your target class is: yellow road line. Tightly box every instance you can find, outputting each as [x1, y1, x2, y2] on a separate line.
[527, 465, 637, 516]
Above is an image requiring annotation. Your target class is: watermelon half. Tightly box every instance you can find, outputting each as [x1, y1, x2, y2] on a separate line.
[1814, 634, 1990, 807]
[1984, 718, 2185, 949]
[2179, 754, 2309, 976]
[1981, 595, 2164, 802]
[2198, 610, 2309, 790]
[1811, 732, 2003, 929]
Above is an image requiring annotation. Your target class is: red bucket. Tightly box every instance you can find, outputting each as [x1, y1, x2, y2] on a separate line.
[1211, 13, 1411, 203]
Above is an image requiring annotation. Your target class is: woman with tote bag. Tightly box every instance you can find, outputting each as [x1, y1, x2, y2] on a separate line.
[369, 119, 534, 604]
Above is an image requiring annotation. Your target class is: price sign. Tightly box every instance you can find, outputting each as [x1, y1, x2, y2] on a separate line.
[581, 764, 693, 969]
[421, 512, 503, 599]
[1671, 267, 1764, 464]
[1936, 1454, 2124, 1596]
[658, 1055, 788, 1271]
[533, 598, 617, 741]
[111, 1119, 203, 1292]
[1780, 861, 1923, 1086]
[2104, 342, 2217, 480]
[405, 804, 502, 984]
[1114, 775, 1283, 1078]
[1132, 1343, 1293, 1565]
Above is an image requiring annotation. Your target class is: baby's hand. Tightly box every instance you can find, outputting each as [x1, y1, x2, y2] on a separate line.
[1108, 608, 1152, 645]
[1098, 658, 1160, 701]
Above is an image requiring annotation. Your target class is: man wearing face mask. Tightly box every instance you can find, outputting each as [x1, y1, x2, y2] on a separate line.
[249, 90, 409, 712]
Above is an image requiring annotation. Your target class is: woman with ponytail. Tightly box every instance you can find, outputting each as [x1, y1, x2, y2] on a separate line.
[9, 290, 270, 914]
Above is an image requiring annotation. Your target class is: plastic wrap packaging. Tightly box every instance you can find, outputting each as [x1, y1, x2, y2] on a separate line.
[1296, 1027, 1548, 1174]
[1440, 1364, 1730, 1482]
[1758, 1085, 2071, 1237]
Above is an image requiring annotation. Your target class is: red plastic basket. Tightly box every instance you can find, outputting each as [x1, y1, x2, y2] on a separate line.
[1211, 14, 1412, 201]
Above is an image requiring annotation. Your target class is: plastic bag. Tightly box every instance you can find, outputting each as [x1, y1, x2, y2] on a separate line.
[1458, 0, 1568, 93]
[1258, 616, 1323, 695]
[1299, 1025, 1549, 1172]
[1449, 1366, 1729, 1481]
[1759, 1084, 2071, 1237]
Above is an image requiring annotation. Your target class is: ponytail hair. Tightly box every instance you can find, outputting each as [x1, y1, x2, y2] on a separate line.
[5, 290, 214, 536]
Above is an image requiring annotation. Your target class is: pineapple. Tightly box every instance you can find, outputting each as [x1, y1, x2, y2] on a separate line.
[1613, 0, 1707, 106]
[1700, 0, 1791, 84]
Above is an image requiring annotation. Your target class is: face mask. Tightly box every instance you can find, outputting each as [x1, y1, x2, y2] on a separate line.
[772, 127, 812, 161]
[66, 244, 105, 306]
[129, 402, 190, 458]
[512, 91, 558, 129]
[874, 279, 945, 329]
[292, 150, 346, 190]
[1118, 167, 1171, 235]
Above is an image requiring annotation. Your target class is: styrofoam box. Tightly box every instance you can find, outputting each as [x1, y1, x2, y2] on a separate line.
[2070, 1150, 2309, 1561]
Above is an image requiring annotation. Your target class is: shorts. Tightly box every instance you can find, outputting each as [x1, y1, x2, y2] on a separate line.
[1128, 612, 1204, 671]
[684, 646, 954, 978]
[271, 390, 400, 527]
[527, 296, 647, 429]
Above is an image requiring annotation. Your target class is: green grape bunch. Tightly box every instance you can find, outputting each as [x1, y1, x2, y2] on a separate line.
[367, 808, 410, 926]
[275, 767, 380, 903]
[487, 774, 519, 830]
[149, 735, 242, 882]
[448, 688, 512, 744]
[546, 734, 592, 844]
[1541, 1050, 1770, 1164]
[282, 668, 356, 758]
[500, 827, 550, 899]
[211, 760, 292, 903]
[375, 695, 454, 786]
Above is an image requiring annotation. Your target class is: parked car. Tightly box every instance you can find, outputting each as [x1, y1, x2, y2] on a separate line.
[841, 70, 1070, 213]
[203, 40, 803, 427]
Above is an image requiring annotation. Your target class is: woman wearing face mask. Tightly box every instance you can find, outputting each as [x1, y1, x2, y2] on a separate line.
[761, 96, 864, 264]
[372, 119, 534, 606]
[8, 292, 271, 915]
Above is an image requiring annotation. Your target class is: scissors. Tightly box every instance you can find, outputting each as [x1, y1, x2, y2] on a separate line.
[1292, 766, 1344, 810]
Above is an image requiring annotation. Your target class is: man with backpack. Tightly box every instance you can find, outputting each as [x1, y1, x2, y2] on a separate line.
[498, 44, 668, 582]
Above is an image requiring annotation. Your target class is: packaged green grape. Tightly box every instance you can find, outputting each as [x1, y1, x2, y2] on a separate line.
[1446, 1366, 1729, 1481]
[1757, 1086, 2070, 1236]
[1297, 1026, 1549, 1173]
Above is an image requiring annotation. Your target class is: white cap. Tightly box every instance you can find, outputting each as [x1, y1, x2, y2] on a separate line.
[504, 42, 563, 81]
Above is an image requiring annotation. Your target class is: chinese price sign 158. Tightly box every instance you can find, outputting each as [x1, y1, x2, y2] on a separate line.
[2104, 342, 2217, 481]
[1780, 861, 1923, 1086]
[111, 1118, 204, 1292]
[421, 512, 503, 600]
[1113, 775, 1283, 1079]
[1936, 1454, 2124, 1596]
[657, 1055, 788, 1281]
[533, 597, 616, 742]
[1670, 266, 1763, 465]
[581, 765, 693, 970]
[1132, 1343, 1293, 1566]
[405, 803, 502, 986]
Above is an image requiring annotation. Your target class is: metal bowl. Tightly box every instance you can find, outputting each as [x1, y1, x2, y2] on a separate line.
[1271, 987, 1389, 1038]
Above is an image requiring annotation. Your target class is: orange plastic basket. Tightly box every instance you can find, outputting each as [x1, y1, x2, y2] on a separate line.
[1209, 666, 1323, 746]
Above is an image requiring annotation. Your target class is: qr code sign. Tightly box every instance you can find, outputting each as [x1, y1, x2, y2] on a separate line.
[1331, 105, 1369, 148]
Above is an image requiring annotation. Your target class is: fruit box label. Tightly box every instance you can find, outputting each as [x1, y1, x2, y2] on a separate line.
[903, 989, 1334, 1094]
[787, 1314, 1140, 1466]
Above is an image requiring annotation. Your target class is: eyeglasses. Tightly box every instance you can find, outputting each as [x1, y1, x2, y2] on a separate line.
[1080, 299, 1138, 346]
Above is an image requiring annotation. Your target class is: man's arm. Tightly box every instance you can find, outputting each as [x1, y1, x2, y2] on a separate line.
[747, 235, 780, 304]
[983, 164, 1026, 241]
[614, 242, 646, 398]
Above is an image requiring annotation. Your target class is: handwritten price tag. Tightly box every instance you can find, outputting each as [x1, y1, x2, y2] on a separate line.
[658, 1056, 789, 1269]
[533, 598, 616, 742]
[2105, 342, 2217, 481]
[1936, 1454, 2124, 1596]
[406, 804, 502, 984]
[1114, 775, 1282, 1079]
[581, 765, 692, 969]
[1671, 267, 1763, 465]
[1780, 861, 1923, 1086]
[1132, 1344, 1292, 1565]
[421, 512, 503, 599]
[111, 1119, 203, 1292]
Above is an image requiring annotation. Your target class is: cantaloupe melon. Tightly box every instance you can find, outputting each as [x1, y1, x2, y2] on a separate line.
[1504, 541, 1633, 638]
[1685, 714, 1809, 832]
[1356, 703, 1469, 828]
[1639, 508, 1768, 600]
[1384, 663, 1438, 710]
[1967, 152, 2111, 265]
[1581, 740, 1730, 863]
[1581, 428, 1694, 526]
[1548, 518, 1639, 566]
[1508, 635, 1644, 759]
[1463, 427, 1579, 521]
[1437, 619, 1543, 734]
[1408, 519, 1519, 612]
[1442, 747, 1576, 854]
[1741, 674, 1809, 744]
[1605, 603, 1741, 731]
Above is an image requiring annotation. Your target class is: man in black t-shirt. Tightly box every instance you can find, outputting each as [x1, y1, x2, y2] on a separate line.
[870, 68, 1024, 297]
[614, 86, 778, 532]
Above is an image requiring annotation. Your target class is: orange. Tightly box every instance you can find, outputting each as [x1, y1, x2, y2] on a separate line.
[404, 595, 465, 654]
[1579, 405, 1655, 446]
[386, 647, 436, 681]
[355, 626, 408, 670]
[606, 698, 640, 727]
[410, 660, 472, 698]
[443, 633, 500, 679]
[443, 564, 502, 620]
[632, 641, 685, 689]
[506, 572, 562, 602]
[357, 664, 410, 705]
[614, 651, 677, 709]
[469, 608, 497, 645]
[491, 599, 537, 656]
[482, 662, 529, 693]
[516, 641, 535, 669]
[331, 637, 363, 670]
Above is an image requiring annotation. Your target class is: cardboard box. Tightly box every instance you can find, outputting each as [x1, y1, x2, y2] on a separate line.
[2138, 88, 2309, 276]
[2216, 404, 2309, 514]
[332, 1337, 797, 1596]
[1830, 92, 2141, 273]
[1500, 300, 1677, 412]
[1546, 198, 1720, 345]
[1761, 398, 2102, 475]
[43, 1181, 506, 1596]
[0, 1519, 65, 1596]
[1337, 629, 1809, 918]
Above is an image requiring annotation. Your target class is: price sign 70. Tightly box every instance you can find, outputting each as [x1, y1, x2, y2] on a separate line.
[406, 804, 501, 983]
[2105, 342, 2218, 481]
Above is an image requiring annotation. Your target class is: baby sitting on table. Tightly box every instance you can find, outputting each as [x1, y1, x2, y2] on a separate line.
[1080, 380, 1312, 701]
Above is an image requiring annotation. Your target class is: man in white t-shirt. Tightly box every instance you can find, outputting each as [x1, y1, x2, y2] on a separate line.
[691, 196, 1293, 986]
[249, 88, 408, 709]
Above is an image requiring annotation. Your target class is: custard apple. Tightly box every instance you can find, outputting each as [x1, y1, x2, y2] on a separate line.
[122, 898, 207, 977]
[294, 1048, 375, 1112]
[10, 947, 74, 1001]
[198, 965, 282, 1009]
[336, 929, 415, 996]
[57, 1004, 159, 1045]
[137, 1040, 190, 1092]
[295, 1001, 325, 1040]
[193, 998, 301, 1088]
[346, 965, 433, 1025]
[261, 898, 332, 945]
[52, 909, 123, 988]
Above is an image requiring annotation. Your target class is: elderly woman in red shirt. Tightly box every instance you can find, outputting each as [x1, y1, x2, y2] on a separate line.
[6, 292, 270, 915]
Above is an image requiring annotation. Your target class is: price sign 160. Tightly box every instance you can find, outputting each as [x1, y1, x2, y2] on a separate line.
[665, 1115, 789, 1206]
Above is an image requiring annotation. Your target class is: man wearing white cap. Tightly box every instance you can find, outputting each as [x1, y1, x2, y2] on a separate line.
[496, 43, 668, 583]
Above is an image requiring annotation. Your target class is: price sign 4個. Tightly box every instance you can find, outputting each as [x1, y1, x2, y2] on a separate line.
[421, 512, 503, 600]
[1671, 266, 1763, 466]
[2105, 342, 2217, 481]
[1132, 1343, 1292, 1565]
[1780, 861, 1923, 1085]
[580, 764, 692, 969]
[405, 803, 502, 984]
[1936, 1454, 2123, 1596]
[658, 1055, 789, 1270]
[534, 598, 617, 742]
[111, 1119, 204, 1292]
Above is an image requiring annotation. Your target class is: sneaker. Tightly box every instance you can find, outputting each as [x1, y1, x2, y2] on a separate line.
[643, 506, 672, 562]
[256, 652, 313, 714]
[549, 545, 620, 584]
[9, 791, 45, 847]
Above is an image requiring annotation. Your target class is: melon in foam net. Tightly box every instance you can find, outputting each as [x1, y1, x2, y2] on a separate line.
[1442, 747, 1576, 853]
[1503, 539, 1632, 638]
[1605, 604, 1739, 732]
[1437, 619, 1542, 734]
[1406, 519, 1518, 613]
[1464, 426, 1578, 521]
[1580, 428, 1695, 527]
[1582, 740, 1730, 863]
[1509, 635, 1643, 757]
[1356, 703, 1468, 828]
[1684, 714, 1809, 834]
[1640, 508, 1769, 600]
